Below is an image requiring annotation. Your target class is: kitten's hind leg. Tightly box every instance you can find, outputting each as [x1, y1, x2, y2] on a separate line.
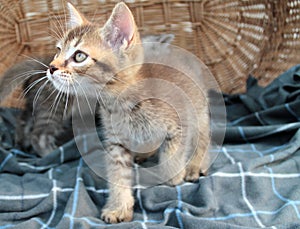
[159, 134, 186, 186]
[184, 138, 209, 182]
[101, 144, 134, 223]
[184, 115, 210, 181]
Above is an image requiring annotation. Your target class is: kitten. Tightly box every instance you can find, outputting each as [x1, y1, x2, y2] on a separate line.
[0, 2, 210, 223]
[44, 2, 210, 223]
[0, 35, 174, 157]
[0, 56, 74, 156]
[142, 33, 174, 57]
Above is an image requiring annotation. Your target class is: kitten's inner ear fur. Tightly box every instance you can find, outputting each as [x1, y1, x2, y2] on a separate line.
[67, 2, 89, 29]
[101, 2, 137, 50]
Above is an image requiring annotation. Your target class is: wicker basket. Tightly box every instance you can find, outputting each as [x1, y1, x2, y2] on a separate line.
[1, 0, 300, 107]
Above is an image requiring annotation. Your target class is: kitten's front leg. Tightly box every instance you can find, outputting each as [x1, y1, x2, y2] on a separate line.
[15, 113, 33, 151]
[31, 119, 62, 157]
[101, 144, 134, 223]
[30, 103, 66, 157]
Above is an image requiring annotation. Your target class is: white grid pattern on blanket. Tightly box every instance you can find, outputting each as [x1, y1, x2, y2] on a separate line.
[1, 139, 300, 229]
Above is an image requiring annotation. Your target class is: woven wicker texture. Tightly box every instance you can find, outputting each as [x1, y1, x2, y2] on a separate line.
[0, 0, 300, 105]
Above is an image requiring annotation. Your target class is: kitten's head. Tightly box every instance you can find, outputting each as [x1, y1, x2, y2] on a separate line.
[47, 2, 143, 95]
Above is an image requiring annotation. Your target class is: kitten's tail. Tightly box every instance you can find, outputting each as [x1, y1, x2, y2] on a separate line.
[0, 56, 52, 107]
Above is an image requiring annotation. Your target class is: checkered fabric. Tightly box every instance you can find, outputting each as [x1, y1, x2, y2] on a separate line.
[1, 65, 300, 228]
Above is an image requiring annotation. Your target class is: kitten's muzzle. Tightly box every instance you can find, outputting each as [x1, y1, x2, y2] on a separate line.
[49, 65, 59, 74]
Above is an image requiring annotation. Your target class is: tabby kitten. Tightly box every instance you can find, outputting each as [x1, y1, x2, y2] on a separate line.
[0, 2, 210, 223]
[44, 2, 210, 223]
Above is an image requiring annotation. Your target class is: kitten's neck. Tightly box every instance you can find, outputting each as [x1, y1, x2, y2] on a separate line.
[97, 64, 148, 110]
[98, 87, 140, 114]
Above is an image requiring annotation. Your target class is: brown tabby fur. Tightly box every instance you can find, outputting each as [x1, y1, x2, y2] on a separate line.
[0, 2, 210, 223]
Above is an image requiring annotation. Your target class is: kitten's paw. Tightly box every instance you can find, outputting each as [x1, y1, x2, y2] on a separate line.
[184, 167, 200, 182]
[31, 134, 57, 157]
[101, 203, 133, 223]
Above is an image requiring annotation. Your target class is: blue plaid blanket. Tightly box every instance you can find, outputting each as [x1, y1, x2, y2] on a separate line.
[1, 65, 300, 228]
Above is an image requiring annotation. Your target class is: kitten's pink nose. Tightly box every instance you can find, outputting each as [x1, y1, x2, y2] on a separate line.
[49, 65, 59, 74]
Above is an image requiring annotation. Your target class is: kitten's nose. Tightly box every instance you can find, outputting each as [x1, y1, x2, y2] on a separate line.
[49, 65, 59, 74]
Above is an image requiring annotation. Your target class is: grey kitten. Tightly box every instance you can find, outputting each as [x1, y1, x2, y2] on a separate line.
[0, 56, 72, 157]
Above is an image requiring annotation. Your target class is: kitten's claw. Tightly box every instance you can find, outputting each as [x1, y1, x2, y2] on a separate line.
[101, 194, 134, 224]
[184, 167, 200, 182]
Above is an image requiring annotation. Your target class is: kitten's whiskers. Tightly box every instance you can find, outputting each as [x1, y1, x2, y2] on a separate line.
[96, 90, 105, 107]
[21, 55, 49, 69]
[49, 9, 67, 40]
[81, 72, 129, 86]
[53, 84, 67, 119]
[63, 81, 71, 119]
[10, 70, 47, 89]
[22, 76, 48, 100]
[71, 83, 85, 122]
[111, 76, 128, 85]
[74, 79, 94, 116]
[32, 79, 50, 114]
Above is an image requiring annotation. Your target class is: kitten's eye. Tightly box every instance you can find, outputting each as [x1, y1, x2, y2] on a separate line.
[55, 47, 61, 58]
[74, 51, 88, 63]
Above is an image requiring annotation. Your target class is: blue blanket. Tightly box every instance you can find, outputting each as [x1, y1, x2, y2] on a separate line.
[1, 66, 300, 228]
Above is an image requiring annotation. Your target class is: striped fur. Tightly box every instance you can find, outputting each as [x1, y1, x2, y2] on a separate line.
[0, 2, 210, 224]
[44, 2, 210, 224]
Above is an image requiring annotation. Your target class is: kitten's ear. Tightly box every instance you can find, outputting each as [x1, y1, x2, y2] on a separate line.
[158, 34, 175, 44]
[67, 2, 89, 29]
[101, 2, 137, 50]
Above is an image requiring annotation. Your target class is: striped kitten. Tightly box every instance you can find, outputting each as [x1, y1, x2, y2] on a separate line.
[0, 2, 210, 223]
[0, 56, 73, 157]
[44, 2, 210, 223]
